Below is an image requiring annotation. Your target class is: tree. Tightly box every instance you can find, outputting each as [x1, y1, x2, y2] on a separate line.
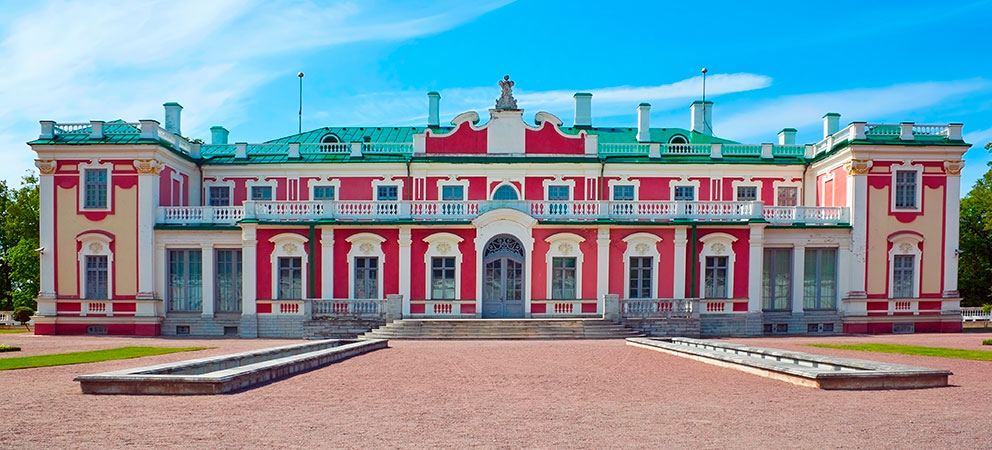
[0, 174, 39, 310]
[958, 141, 992, 307]
[11, 306, 33, 330]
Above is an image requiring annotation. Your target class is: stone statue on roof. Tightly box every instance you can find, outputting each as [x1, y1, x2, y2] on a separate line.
[495, 75, 518, 110]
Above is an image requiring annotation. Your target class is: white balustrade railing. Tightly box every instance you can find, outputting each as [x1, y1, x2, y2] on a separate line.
[961, 307, 991, 322]
[865, 124, 900, 136]
[409, 300, 476, 317]
[53, 123, 92, 134]
[599, 143, 650, 155]
[911, 124, 949, 136]
[533, 299, 598, 317]
[410, 201, 482, 220]
[81, 300, 112, 317]
[660, 143, 710, 155]
[311, 298, 385, 318]
[699, 299, 747, 314]
[621, 298, 696, 318]
[771, 145, 806, 157]
[157, 206, 244, 225]
[763, 206, 850, 225]
[529, 201, 602, 220]
[721, 144, 762, 156]
[362, 142, 414, 154]
[156, 126, 193, 154]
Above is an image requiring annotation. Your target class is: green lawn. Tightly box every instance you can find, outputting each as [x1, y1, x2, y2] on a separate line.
[0, 327, 29, 334]
[0, 346, 208, 371]
[809, 343, 992, 362]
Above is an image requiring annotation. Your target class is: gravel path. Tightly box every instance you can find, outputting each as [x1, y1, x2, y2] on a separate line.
[1, 332, 989, 449]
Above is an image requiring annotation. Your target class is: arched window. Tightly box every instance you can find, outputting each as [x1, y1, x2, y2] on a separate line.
[320, 134, 340, 144]
[492, 184, 519, 201]
[319, 134, 342, 153]
[668, 135, 689, 153]
[668, 135, 688, 144]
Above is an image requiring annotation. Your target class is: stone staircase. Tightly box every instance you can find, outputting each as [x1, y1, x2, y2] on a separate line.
[359, 318, 643, 340]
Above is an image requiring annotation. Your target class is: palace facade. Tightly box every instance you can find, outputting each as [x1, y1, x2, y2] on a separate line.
[29, 78, 969, 337]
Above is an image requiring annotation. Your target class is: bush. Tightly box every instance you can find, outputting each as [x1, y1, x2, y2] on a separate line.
[0, 345, 20, 352]
[983, 304, 992, 314]
[983, 339, 992, 346]
[11, 307, 33, 326]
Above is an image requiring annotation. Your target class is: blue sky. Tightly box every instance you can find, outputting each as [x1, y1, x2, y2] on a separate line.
[1, 0, 991, 192]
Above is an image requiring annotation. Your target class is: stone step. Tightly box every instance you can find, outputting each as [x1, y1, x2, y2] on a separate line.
[361, 319, 642, 340]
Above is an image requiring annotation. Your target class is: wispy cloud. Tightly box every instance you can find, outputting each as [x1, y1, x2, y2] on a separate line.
[0, 0, 511, 183]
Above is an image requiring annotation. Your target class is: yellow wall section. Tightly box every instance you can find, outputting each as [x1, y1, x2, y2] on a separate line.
[56, 183, 138, 297]
[865, 181, 944, 296]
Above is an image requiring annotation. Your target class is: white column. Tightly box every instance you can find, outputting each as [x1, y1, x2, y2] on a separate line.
[747, 224, 765, 312]
[837, 241, 851, 315]
[241, 225, 257, 315]
[320, 226, 334, 299]
[943, 161, 962, 298]
[673, 227, 687, 299]
[398, 227, 412, 316]
[155, 243, 167, 307]
[134, 159, 161, 299]
[848, 161, 870, 298]
[35, 160, 56, 301]
[596, 227, 610, 312]
[792, 244, 805, 314]
[200, 243, 214, 318]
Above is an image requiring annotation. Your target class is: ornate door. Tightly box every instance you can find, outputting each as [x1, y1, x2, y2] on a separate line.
[482, 235, 526, 318]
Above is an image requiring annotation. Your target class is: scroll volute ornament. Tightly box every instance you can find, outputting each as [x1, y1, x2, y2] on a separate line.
[844, 159, 872, 176]
[944, 160, 964, 176]
[133, 159, 163, 175]
[34, 159, 57, 175]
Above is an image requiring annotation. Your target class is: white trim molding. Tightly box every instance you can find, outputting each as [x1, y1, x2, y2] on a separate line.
[309, 178, 341, 201]
[890, 161, 924, 213]
[771, 180, 803, 206]
[544, 232, 586, 299]
[488, 179, 523, 200]
[423, 232, 465, 300]
[78, 160, 114, 212]
[542, 177, 577, 201]
[77, 232, 114, 299]
[730, 178, 761, 202]
[268, 233, 309, 300]
[371, 178, 405, 201]
[437, 177, 470, 201]
[698, 232, 738, 299]
[887, 232, 923, 299]
[346, 232, 387, 300]
[621, 232, 662, 299]
[670, 178, 701, 201]
[246, 179, 278, 201]
[202, 179, 236, 206]
[608, 178, 641, 200]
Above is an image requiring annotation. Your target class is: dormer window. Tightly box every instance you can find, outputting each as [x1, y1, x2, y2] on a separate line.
[668, 135, 688, 144]
[320, 134, 340, 144]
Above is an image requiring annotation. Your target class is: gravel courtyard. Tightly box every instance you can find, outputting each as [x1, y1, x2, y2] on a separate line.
[2, 332, 989, 449]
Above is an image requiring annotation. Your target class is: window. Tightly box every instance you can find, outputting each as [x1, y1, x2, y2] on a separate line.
[354, 257, 379, 299]
[804, 248, 837, 310]
[612, 185, 635, 201]
[250, 185, 273, 200]
[215, 249, 242, 313]
[376, 185, 399, 201]
[892, 255, 915, 298]
[736, 186, 758, 202]
[320, 134, 339, 144]
[277, 257, 303, 299]
[762, 249, 792, 310]
[551, 257, 578, 299]
[208, 186, 231, 206]
[895, 170, 917, 209]
[492, 184, 519, 201]
[168, 249, 202, 312]
[668, 135, 688, 144]
[84, 255, 109, 299]
[83, 169, 108, 209]
[441, 185, 464, 201]
[776, 186, 798, 206]
[547, 185, 570, 215]
[628, 257, 653, 299]
[312, 185, 336, 201]
[430, 257, 457, 300]
[674, 185, 695, 201]
[704, 256, 729, 299]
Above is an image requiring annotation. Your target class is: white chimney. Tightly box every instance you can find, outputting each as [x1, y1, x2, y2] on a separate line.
[690, 101, 713, 135]
[427, 92, 441, 128]
[823, 113, 840, 138]
[637, 103, 651, 142]
[778, 128, 797, 145]
[573, 93, 592, 128]
[210, 126, 229, 145]
[163, 102, 182, 135]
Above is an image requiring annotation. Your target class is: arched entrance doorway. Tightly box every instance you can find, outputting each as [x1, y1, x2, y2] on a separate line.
[482, 234, 526, 318]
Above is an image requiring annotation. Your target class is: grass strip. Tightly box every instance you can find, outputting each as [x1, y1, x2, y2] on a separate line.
[0, 345, 21, 352]
[0, 346, 208, 370]
[983, 339, 992, 346]
[809, 343, 992, 362]
[0, 328, 29, 334]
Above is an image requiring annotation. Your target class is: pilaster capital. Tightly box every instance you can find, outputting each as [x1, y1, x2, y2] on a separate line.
[944, 160, 964, 176]
[398, 227, 412, 247]
[34, 159, 57, 175]
[133, 158, 164, 175]
[843, 159, 872, 176]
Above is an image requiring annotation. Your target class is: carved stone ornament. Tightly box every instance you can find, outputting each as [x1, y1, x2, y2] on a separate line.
[34, 159, 57, 175]
[495, 75, 518, 110]
[944, 160, 964, 176]
[88, 242, 103, 253]
[133, 159, 163, 175]
[711, 243, 727, 255]
[558, 243, 573, 255]
[436, 242, 451, 255]
[282, 243, 298, 253]
[634, 243, 649, 255]
[898, 242, 914, 254]
[359, 242, 374, 255]
[844, 159, 872, 176]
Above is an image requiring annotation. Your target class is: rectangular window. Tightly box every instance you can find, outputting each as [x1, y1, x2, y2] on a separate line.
[376, 185, 399, 201]
[776, 186, 798, 206]
[430, 257, 457, 300]
[892, 255, 915, 298]
[168, 249, 202, 312]
[895, 170, 918, 209]
[612, 185, 635, 201]
[215, 249, 242, 313]
[250, 185, 273, 201]
[551, 257, 578, 300]
[441, 185, 465, 201]
[277, 257, 303, 299]
[354, 257, 379, 299]
[674, 185, 695, 201]
[312, 185, 336, 201]
[762, 249, 792, 310]
[208, 186, 231, 206]
[83, 169, 109, 209]
[804, 248, 837, 310]
[736, 186, 758, 202]
[628, 257, 653, 299]
[547, 185, 570, 201]
[704, 256, 729, 299]
[84, 255, 109, 299]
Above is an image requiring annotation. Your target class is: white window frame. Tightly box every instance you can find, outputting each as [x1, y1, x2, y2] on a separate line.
[269, 233, 309, 300]
[887, 233, 923, 299]
[423, 232, 464, 300]
[622, 232, 662, 299]
[203, 180, 235, 206]
[346, 233, 386, 300]
[247, 179, 278, 201]
[438, 178, 469, 201]
[544, 233, 586, 300]
[77, 232, 114, 300]
[78, 160, 113, 212]
[309, 179, 341, 201]
[772, 180, 802, 206]
[890, 162, 923, 212]
[542, 177, 576, 201]
[169, 171, 184, 206]
[608, 178, 640, 201]
[698, 233, 738, 299]
[489, 181, 523, 200]
[670, 179, 700, 201]
[372, 179, 404, 201]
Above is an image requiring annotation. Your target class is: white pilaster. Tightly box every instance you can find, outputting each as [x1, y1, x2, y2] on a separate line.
[35, 160, 56, 300]
[596, 227, 610, 312]
[837, 241, 851, 314]
[155, 243, 166, 305]
[398, 227, 412, 316]
[134, 159, 161, 299]
[200, 243, 214, 318]
[320, 226, 334, 299]
[747, 224, 765, 312]
[792, 244, 805, 314]
[848, 160, 870, 298]
[241, 225, 258, 314]
[943, 161, 962, 298]
[673, 227, 688, 299]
